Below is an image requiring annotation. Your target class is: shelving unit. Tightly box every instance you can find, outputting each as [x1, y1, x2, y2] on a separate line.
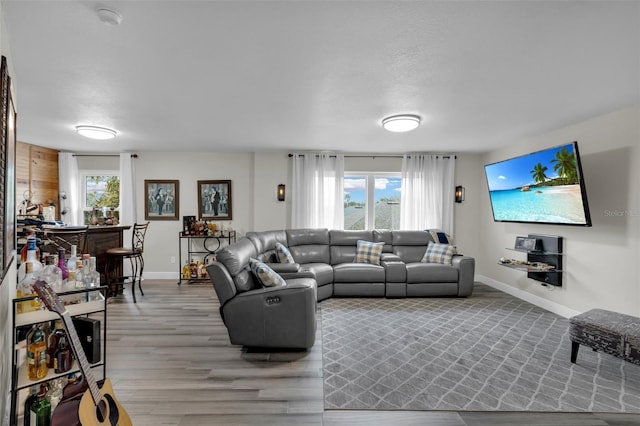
[177, 231, 236, 284]
[499, 234, 563, 287]
[9, 287, 107, 425]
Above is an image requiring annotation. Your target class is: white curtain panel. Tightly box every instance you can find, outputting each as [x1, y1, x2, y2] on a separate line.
[291, 153, 345, 229]
[58, 152, 82, 225]
[119, 153, 137, 248]
[400, 155, 455, 235]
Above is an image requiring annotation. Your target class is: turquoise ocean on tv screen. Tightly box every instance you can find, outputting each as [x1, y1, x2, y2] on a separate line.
[490, 185, 587, 224]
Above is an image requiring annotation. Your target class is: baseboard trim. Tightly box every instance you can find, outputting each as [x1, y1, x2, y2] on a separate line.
[476, 274, 580, 319]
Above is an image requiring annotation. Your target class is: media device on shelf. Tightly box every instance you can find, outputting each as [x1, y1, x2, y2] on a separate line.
[484, 141, 592, 226]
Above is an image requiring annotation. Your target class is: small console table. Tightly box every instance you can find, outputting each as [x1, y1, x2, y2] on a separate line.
[177, 231, 236, 285]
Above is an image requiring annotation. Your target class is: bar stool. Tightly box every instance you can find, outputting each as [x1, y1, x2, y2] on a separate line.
[41, 226, 88, 255]
[105, 222, 149, 303]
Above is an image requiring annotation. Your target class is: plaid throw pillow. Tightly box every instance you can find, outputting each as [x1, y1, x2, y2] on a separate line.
[421, 243, 457, 265]
[275, 242, 295, 264]
[249, 258, 286, 287]
[354, 240, 384, 265]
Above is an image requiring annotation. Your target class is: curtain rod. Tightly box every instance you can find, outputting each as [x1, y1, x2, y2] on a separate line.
[288, 153, 456, 159]
[72, 154, 138, 158]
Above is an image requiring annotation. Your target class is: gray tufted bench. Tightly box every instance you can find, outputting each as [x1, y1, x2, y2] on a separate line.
[569, 308, 640, 366]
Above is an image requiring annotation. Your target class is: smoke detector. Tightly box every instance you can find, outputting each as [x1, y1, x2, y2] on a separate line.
[97, 8, 123, 26]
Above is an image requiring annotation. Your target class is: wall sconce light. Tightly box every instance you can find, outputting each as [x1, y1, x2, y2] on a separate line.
[455, 185, 465, 203]
[277, 184, 286, 202]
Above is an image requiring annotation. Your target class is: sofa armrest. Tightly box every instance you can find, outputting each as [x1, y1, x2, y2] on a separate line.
[381, 253, 402, 262]
[264, 262, 301, 273]
[222, 278, 317, 349]
[381, 258, 406, 283]
[452, 255, 475, 296]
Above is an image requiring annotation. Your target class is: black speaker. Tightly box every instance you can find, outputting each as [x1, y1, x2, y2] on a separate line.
[72, 317, 101, 364]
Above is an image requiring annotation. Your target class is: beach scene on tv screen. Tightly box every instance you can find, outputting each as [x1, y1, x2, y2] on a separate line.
[485, 143, 588, 224]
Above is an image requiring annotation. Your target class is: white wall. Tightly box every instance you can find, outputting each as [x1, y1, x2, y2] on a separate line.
[477, 106, 640, 317]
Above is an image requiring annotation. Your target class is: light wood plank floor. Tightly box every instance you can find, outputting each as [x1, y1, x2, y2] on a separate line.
[104, 280, 640, 426]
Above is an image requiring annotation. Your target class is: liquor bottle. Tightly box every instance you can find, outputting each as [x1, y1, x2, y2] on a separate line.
[26, 323, 48, 380]
[54, 334, 73, 373]
[46, 320, 65, 369]
[182, 261, 191, 279]
[86, 256, 101, 301]
[20, 234, 40, 263]
[17, 262, 40, 313]
[18, 236, 43, 282]
[29, 385, 51, 426]
[67, 245, 78, 281]
[75, 258, 85, 290]
[41, 255, 63, 293]
[57, 248, 69, 281]
[45, 377, 67, 413]
[23, 386, 39, 426]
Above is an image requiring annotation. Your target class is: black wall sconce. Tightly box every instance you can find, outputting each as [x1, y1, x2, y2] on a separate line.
[455, 185, 465, 203]
[277, 184, 286, 202]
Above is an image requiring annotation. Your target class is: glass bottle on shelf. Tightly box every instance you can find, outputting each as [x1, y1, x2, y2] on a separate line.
[18, 236, 43, 282]
[17, 262, 40, 313]
[26, 323, 49, 381]
[23, 385, 39, 426]
[42, 255, 63, 293]
[57, 248, 69, 282]
[20, 234, 40, 263]
[46, 320, 65, 369]
[67, 245, 78, 283]
[29, 384, 51, 426]
[54, 334, 73, 373]
[86, 256, 101, 301]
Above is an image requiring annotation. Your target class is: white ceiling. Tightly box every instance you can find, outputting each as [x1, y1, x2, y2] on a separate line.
[2, 1, 639, 154]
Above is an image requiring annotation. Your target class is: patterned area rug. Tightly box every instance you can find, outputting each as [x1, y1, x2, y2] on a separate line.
[321, 285, 640, 412]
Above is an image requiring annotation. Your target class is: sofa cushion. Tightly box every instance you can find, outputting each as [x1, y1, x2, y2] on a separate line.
[427, 229, 454, 244]
[287, 228, 331, 264]
[249, 258, 286, 287]
[334, 263, 385, 283]
[275, 242, 295, 263]
[354, 240, 384, 265]
[406, 263, 459, 283]
[421, 243, 457, 265]
[301, 263, 334, 286]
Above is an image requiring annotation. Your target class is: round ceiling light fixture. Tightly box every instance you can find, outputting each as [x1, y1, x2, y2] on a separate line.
[382, 114, 421, 132]
[97, 8, 123, 26]
[75, 125, 117, 140]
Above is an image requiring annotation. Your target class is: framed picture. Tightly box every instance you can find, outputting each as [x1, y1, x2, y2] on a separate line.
[1, 55, 16, 278]
[197, 180, 232, 220]
[144, 180, 179, 220]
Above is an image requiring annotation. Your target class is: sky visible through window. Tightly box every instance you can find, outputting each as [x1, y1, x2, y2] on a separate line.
[344, 176, 402, 203]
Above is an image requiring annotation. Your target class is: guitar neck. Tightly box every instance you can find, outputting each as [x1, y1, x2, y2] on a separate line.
[60, 311, 103, 406]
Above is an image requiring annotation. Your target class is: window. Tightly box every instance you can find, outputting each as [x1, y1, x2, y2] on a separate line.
[344, 173, 401, 230]
[81, 172, 120, 224]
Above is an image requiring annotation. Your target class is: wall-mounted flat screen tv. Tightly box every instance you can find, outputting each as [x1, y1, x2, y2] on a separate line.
[484, 141, 592, 226]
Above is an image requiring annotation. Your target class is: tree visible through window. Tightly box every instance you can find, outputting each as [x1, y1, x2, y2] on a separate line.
[83, 174, 120, 224]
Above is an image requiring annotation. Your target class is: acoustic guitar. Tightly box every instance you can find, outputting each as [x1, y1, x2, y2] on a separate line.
[33, 280, 132, 426]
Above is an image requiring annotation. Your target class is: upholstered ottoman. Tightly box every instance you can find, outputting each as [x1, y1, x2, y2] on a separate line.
[569, 308, 640, 366]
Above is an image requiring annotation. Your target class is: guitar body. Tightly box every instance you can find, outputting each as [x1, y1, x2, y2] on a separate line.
[78, 378, 132, 426]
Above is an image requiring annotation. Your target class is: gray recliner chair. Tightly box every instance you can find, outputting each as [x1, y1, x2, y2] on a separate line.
[206, 238, 317, 349]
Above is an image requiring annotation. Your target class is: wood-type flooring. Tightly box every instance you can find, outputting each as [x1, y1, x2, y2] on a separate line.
[104, 280, 640, 425]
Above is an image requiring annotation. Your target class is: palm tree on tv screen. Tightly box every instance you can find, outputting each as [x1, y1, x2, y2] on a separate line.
[530, 162, 548, 184]
[551, 148, 578, 184]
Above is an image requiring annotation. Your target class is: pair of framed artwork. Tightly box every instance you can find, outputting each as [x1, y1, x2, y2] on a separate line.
[144, 179, 232, 221]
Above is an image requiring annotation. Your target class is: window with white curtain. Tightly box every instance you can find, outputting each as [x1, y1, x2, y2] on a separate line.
[80, 171, 120, 224]
[344, 172, 402, 230]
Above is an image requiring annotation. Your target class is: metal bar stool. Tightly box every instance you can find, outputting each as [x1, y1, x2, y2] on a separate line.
[105, 222, 149, 303]
[40, 226, 89, 256]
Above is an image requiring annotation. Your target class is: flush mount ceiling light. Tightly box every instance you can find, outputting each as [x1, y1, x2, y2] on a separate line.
[75, 125, 117, 140]
[382, 114, 421, 132]
[97, 8, 123, 26]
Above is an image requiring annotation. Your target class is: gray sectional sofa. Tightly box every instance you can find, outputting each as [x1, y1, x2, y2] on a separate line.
[206, 229, 475, 349]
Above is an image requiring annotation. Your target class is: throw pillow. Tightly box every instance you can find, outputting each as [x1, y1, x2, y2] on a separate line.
[275, 242, 295, 264]
[249, 258, 286, 287]
[427, 229, 454, 245]
[421, 243, 457, 265]
[354, 240, 384, 265]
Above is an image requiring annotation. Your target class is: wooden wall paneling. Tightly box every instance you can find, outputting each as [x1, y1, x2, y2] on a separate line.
[16, 141, 59, 217]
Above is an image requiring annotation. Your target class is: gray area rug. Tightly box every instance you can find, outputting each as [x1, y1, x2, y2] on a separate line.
[321, 284, 640, 412]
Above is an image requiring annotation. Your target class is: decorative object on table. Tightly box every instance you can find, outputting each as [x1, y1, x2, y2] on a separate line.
[182, 215, 196, 235]
[197, 180, 232, 220]
[144, 180, 179, 220]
